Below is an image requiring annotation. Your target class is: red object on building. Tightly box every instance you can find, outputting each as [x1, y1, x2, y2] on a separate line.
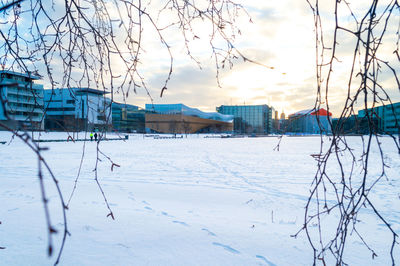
[310, 108, 332, 117]
[290, 108, 332, 118]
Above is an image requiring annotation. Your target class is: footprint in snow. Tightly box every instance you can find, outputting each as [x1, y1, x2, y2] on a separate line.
[256, 255, 276, 266]
[56, 222, 65, 227]
[144, 206, 153, 211]
[116, 243, 130, 249]
[172, 220, 189, 226]
[83, 225, 99, 231]
[128, 192, 135, 200]
[161, 211, 174, 217]
[212, 242, 240, 254]
[201, 228, 216, 236]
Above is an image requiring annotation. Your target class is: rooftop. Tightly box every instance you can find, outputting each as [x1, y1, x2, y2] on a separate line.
[0, 70, 41, 80]
[145, 103, 234, 123]
[75, 88, 110, 95]
[44, 88, 110, 96]
[290, 108, 332, 117]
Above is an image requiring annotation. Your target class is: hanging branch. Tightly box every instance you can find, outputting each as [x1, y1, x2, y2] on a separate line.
[297, 0, 400, 264]
[0, 1, 259, 264]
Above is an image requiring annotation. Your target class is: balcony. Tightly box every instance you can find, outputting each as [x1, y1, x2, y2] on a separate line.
[0, 78, 42, 90]
[6, 88, 42, 98]
[8, 114, 43, 122]
[6, 104, 43, 113]
[6, 95, 43, 105]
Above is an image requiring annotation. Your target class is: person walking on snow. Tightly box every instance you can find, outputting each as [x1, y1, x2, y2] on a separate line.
[94, 133, 98, 141]
[90, 133, 94, 141]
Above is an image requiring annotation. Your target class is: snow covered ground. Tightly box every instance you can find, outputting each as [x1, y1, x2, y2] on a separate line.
[0, 132, 399, 265]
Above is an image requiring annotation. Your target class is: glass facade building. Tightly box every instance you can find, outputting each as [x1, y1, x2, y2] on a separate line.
[216, 105, 273, 134]
[358, 102, 400, 134]
[112, 103, 145, 133]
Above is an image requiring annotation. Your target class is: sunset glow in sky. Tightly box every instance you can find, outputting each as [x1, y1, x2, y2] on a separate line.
[1, 0, 399, 118]
[129, 1, 318, 116]
[124, 0, 399, 117]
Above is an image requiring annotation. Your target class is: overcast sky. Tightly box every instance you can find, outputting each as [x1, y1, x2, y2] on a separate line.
[2, 0, 399, 117]
[126, 0, 318, 116]
[120, 0, 399, 117]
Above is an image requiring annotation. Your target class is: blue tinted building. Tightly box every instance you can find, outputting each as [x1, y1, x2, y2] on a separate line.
[216, 105, 273, 134]
[287, 108, 332, 134]
[358, 102, 400, 134]
[112, 102, 145, 132]
[0, 70, 44, 130]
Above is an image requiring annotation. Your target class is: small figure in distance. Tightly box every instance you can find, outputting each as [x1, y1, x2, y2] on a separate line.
[94, 132, 98, 141]
[90, 132, 94, 141]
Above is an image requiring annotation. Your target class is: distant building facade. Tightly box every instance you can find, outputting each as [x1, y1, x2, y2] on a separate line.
[0, 70, 44, 130]
[44, 88, 112, 131]
[288, 108, 332, 134]
[332, 116, 359, 134]
[331, 115, 377, 135]
[272, 109, 280, 133]
[331, 102, 400, 135]
[145, 103, 233, 134]
[112, 103, 145, 132]
[216, 105, 273, 134]
[357, 102, 400, 134]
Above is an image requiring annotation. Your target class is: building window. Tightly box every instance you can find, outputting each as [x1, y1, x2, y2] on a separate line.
[97, 115, 106, 121]
[46, 107, 75, 111]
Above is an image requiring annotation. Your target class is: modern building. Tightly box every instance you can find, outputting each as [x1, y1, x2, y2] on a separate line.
[332, 115, 359, 134]
[44, 88, 112, 131]
[357, 102, 400, 134]
[216, 105, 273, 134]
[331, 115, 377, 135]
[112, 102, 145, 132]
[145, 103, 233, 134]
[287, 108, 332, 134]
[272, 109, 280, 133]
[0, 70, 44, 130]
[275, 110, 289, 133]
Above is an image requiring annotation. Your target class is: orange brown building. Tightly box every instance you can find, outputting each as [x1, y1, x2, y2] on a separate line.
[145, 104, 233, 134]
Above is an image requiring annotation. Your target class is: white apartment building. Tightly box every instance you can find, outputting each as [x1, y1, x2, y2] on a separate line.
[44, 88, 112, 131]
[0, 70, 44, 130]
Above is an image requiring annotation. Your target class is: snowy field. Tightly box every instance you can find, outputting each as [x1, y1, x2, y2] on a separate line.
[0, 132, 399, 265]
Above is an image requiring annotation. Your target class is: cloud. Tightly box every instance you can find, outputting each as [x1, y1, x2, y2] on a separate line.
[3, 0, 398, 119]
[123, 64, 226, 111]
